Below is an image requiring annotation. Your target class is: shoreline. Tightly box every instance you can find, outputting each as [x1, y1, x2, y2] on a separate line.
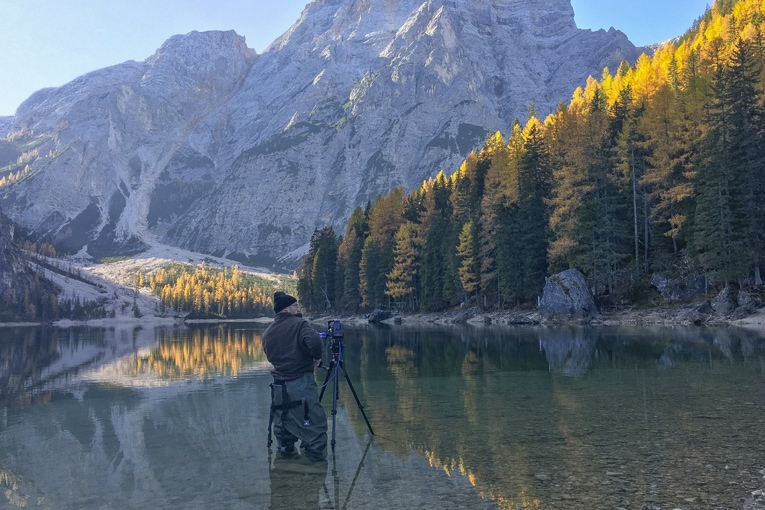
[7, 247, 763, 332]
[3, 305, 765, 331]
[312, 305, 765, 333]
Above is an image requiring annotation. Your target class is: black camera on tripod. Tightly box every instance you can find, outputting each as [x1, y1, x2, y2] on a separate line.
[321, 319, 344, 353]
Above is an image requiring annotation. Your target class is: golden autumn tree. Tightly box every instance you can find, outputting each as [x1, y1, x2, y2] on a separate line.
[359, 186, 406, 308]
[386, 221, 420, 310]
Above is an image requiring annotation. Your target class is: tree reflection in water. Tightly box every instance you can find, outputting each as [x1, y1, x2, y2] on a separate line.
[0, 323, 763, 509]
[138, 324, 269, 379]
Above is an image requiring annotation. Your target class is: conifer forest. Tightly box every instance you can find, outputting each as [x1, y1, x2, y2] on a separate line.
[298, 0, 765, 314]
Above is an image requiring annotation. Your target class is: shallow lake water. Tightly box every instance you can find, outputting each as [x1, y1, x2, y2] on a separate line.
[1, 322, 764, 509]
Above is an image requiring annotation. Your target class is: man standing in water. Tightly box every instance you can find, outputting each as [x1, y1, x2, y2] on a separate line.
[263, 291, 328, 462]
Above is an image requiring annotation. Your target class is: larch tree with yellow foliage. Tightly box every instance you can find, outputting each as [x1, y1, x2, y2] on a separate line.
[386, 221, 421, 310]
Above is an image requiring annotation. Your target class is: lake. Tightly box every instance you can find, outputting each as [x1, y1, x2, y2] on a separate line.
[1, 322, 764, 509]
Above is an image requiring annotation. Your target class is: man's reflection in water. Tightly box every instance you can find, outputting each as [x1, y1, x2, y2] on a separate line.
[269, 453, 328, 509]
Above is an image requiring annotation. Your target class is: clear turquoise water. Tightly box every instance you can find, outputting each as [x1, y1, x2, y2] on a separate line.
[1, 323, 763, 509]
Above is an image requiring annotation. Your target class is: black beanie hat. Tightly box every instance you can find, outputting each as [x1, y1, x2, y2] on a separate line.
[273, 291, 297, 314]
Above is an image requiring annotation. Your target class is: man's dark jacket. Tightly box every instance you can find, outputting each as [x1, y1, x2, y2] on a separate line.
[262, 312, 323, 382]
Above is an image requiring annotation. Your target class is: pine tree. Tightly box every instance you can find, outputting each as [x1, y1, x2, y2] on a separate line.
[498, 122, 527, 305]
[297, 227, 339, 312]
[386, 221, 420, 310]
[311, 226, 339, 310]
[337, 207, 368, 311]
[297, 230, 320, 311]
[590, 85, 633, 297]
[614, 86, 651, 279]
[517, 118, 552, 301]
[478, 132, 510, 307]
[418, 173, 454, 310]
[457, 221, 480, 303]
[691, 41, 747, 283]
[725, 38, 765, 284]
[549, 84, 629, 298]
[450, 151, 486, 221]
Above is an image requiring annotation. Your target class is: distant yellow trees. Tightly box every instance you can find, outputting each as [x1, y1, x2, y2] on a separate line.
[0, 165, 31, 188]
[142, 263, 292, 318]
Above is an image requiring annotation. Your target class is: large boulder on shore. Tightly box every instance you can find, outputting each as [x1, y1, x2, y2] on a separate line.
[650, 273, 707, 302]
[539, 269, 598, 323]
[711, 286, 761, 319]
[367, 307, 392, 323]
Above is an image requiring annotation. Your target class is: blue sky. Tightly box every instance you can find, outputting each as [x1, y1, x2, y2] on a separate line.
[0, 0, 712, 117]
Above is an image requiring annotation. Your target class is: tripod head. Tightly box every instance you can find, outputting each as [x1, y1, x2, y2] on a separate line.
[323, 319, 344, 355]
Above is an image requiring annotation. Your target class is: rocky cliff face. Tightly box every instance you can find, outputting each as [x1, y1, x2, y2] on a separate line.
[0, 118, 11, 138]
[0, 0, 642, 269]
[0, 209, 59, 320]
[0, 211, 29, 293]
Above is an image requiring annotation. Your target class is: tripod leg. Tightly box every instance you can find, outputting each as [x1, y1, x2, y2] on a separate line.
[318, 359, 334, 402]
[338, 361, 375, 436]
[331, 360, 339, 449]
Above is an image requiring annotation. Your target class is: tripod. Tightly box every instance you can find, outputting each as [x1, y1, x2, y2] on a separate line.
[319, 333, 374, 450]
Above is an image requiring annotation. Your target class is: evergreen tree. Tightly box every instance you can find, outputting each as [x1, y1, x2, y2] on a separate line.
[450, 151, 487, 221]
[517, 118, 552, 301]
[726, 38, 765, 284]
[311, 226, 340, 310]
[386, 221, 420, 310]
[614, 86, 651, 279]
[440, 223, 461, 308]
[418, 172, 454, 310]
[297, 229, 320, 311]
[449, 153, 484, 306]
[359, 235, 381, 308]
[589, 85, 633, 297]
[498, 122, 526, 305]
[457, 221, 480, 303]
[549, 83, 630, 298]
[297, 226, 339, 311]
[691, 40, 748, 283]
[337, 207, 368, 310]
[478, 132, 510, 307]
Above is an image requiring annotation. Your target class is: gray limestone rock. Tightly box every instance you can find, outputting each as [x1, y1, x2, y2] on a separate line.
[539, 268, 598, 323]
[711, 286, 736, 317]
[651, 273, 709, 303]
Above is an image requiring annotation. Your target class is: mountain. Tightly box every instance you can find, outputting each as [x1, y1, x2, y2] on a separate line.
[0, 0, 642, 269]
[0, 209, 59, 321]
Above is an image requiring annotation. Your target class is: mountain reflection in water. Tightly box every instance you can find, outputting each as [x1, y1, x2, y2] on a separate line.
[1, 323, 764, 509]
